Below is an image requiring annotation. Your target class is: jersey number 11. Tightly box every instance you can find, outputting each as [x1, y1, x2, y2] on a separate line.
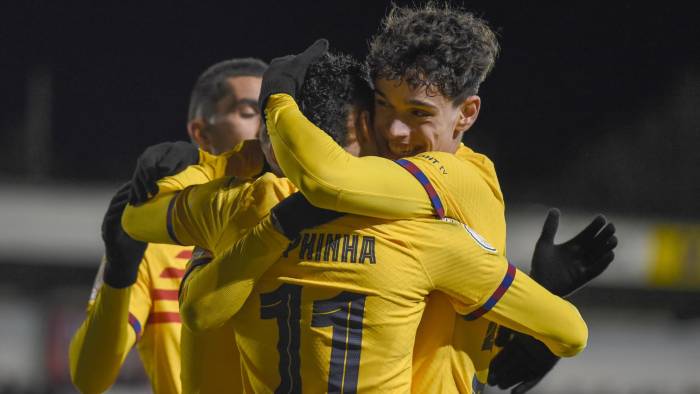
[260, 283, 367, 394]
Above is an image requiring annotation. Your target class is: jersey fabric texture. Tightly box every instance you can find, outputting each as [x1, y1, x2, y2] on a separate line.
[175, 174, 586, 393]
[119, 140, 266, 393]
[70, 243, 191, 394]
[264, 93, 509, 392]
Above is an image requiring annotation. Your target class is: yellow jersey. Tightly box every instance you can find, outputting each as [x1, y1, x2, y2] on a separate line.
[119, 139, 265, 394]
[125, 175, 294, 394]
[173, 174, 586, 393]
[264, 93, 508, 392]
[69, 243, 191, 394]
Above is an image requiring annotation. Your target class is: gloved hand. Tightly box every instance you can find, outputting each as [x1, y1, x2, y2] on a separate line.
[488, 327, 559, 394]
[269, 192, 343, 240]
[128, 141, 200, 205]
[102, 182, 148, 288]
[259, 39, 329, 118]
[531, 208, 617, 297]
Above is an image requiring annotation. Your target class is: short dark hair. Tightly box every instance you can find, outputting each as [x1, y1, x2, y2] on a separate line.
[296, 52, 372, 145]
[188, 58, 268, 121]
[367, 3, 499, 104]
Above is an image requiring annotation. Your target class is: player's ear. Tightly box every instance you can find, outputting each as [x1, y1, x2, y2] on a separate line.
[454, 95, 481, 138]
[187, 119, 211, 151]
[356, 110, 378, 157]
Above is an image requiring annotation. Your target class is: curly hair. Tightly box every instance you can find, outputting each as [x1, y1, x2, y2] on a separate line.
[367, 3, 500, 103]
[297, 52, 372, 145]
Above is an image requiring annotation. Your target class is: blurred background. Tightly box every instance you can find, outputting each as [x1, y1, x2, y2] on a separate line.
[0, 1, 698, 393]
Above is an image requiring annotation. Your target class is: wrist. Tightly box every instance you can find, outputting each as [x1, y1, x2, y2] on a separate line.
[103, 255, 139, 289]
[269, 210, 288, 238]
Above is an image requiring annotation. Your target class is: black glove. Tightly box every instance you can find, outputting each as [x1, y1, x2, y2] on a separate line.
[531, 208, 617, 297]
[269, 192, 344, 240]
[259, 39, 329, 117]
[488, 327, 559, 394]
[129, 141, 200, 205]
[102, 182, 148, 288]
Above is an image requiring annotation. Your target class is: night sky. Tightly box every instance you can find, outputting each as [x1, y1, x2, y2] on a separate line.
[2, 1, 698, 217]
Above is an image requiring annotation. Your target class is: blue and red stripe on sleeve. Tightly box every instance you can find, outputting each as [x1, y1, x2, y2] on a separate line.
[128, 312, 143, 340]
[395, 159, 445, 219]
[463, 263, 516, 321]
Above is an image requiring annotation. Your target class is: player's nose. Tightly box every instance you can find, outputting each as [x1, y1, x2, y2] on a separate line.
[386, 118, 411, 140]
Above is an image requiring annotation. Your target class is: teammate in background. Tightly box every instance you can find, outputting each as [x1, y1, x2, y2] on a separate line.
[126, 53, 587, 393]
[121, 53, 369, 393]
[68, 58, 266, 394]
[123, 53, 609, 392]
[257, 5, 616, 392]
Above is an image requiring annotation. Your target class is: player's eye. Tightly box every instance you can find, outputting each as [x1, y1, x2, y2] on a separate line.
[411, 109, 432, 118]
[374, 97, 389, 107]
[239, 106, 259, 119]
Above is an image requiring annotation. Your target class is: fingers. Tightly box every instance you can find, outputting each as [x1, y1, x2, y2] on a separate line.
[150, 142, 198, 197]
[301, 38, 329, 61]
[489, 335, 531, 389]
[129, 167, 153, 205]
[495, 326, 514, 347]
[129, 141, 197, 206]
[156, 144, 179, 170]
[488, 350, 509, 386]
[596, 232, 618, 255]
[157, 152, 194, 177]
[269, 39, 327, 67]
[594, 221, 616, 242]
[571, 214, 607, 244]
[133, 170, 150, 204]
[140, 165, 160, 200]
[511, 376, 544, 394]
[586, 250, 615, 280]
[270, 54, 295, 66]
[146, 181, 160, 201]
[491, 334, 559, 392]
[538, 208, 560, 244]
[491, 349, 525, 389]
[128, 186, 142, 206]
[134, 152, 160, 201]
[115, 181, 132, 196]
[129, 179, 148, 205]
[586, 230, 618, 263]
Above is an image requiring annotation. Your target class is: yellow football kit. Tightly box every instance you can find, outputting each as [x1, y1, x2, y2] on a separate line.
[125, 174, 296, 331]
[117, 139, 264, 394]
[264, 93, 509, 392]
[125, 175, 294, 394]
[124, 162, 585, 392]
[69, 243, 191, 394]
[173, 174, 586, 393]
[120, 141, 275, 394]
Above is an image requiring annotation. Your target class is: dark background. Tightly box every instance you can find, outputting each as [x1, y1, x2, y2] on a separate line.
[1, 3, 698, 392]
[2, 1, 698, 217]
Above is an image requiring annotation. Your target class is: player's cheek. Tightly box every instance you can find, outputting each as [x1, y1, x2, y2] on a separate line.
[372, 112, 392, 138]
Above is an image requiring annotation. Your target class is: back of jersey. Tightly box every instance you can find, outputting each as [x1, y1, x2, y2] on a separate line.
[232, 215, 440, 393]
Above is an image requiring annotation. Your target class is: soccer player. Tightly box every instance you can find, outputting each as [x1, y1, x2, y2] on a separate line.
[121, 53, 371, 392]
[178, 54, 588, 393]
[68, 58, 267, 394]
[257, 5, 616, 393]
[124, 53, 601, 392]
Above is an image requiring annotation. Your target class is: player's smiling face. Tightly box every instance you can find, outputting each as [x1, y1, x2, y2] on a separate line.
[372, 78, 480, 160]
